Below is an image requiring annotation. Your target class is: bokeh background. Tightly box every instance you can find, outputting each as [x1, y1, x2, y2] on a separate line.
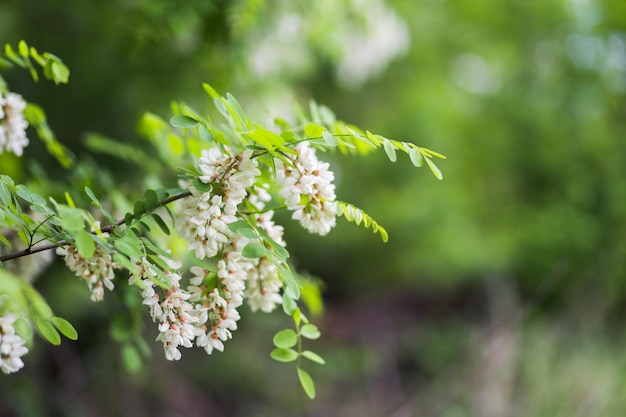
[2, 0, 626, 415]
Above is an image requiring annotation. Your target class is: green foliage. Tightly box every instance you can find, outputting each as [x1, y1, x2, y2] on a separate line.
[1, 65, 439, 392]
[271, 307, 325, 398]
[1, 40, 69, 86]
[337, 201, 389, 242]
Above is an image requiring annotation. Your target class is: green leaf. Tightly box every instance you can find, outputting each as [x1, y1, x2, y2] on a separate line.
[114, 235, 144, 259]
[322, 130, 338, 147]
[0, 232, 11, 248]
[408, 147, 423, 167]
[50, 317, 78, 340]
[0, 180, 11, 205]
[226, 92, 249, 129]
[302, 350, 326, 365]
[420, 147, 447, 159]
[425, 157, 443, 180]
[18, 40, 29, 57]
[228, 220, 258, 239]
[242, 242, 268, 258]
[365, 130, 382, 147]
[300, 324, 321, 340]
[236, 227, 258, 239]
[84, 186, 102, 207]
[75, 229, 96, 259]
[199, 125, 214, 142]
[170, 115, 200, 128]
[35, 319, 61, 345]
[246, 128, 284, 149]
[121, 344, 143, 374]
[202, 83, 219, 99]
[270, 348, 298, 362]
[383, 139, 397, 162]
[150, 213, 170, 235]
[273, 329, 298, 348]
[56, 205, 85, 232]
[133, 201, 146, 218]
[292, 307, 302, 327]
[113, 253, 139, 275]
[29, 298, 53, 320]
[141, 237, 172, 259]
[110, 315, 131, 342]
[280, 264, 301, 299]
[282, 295, 298, 315]
[297, 368, 316, 399]
[346, 126, 376, 148]
[144, 189, 158, 210]
[192, 178, 212, 193]
[266, 238, 289, 260]
[337, 201, 389, 242]
[50, 61, 69, 84]
[227, 219, 249, 232]
[304, 123, 326, 139]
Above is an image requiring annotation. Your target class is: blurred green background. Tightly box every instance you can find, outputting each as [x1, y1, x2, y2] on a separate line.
[2, 0, 626, 415]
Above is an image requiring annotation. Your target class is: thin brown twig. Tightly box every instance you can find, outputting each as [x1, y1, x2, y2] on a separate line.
[0, 190, 192, 262]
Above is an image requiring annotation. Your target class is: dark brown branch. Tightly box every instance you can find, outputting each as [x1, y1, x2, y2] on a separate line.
[0, 190, 192, 263]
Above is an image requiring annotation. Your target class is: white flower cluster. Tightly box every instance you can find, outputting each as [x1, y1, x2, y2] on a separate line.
[0, 92, 29, 156]
[0, 314, 28, 374]
[53, 141, 333, 363]
[131, 235, 282, 361]
[57, 244, 117, 302]
[244, 195, 285, 313]
[131, 257, 200, 361]
[146, 148, 290, 359]
[189, 254, 246, 355]
[179, 148, 260, 260]
[275, 142, 338, 235]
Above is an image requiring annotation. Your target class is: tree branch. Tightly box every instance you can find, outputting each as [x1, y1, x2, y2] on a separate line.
[0, 190, 192, 263]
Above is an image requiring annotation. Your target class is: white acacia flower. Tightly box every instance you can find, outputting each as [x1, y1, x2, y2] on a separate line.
[245, 258, 283, 313]
[244, 210, 285, 313]
[57, 244, 117, 302]
[0, 314, 28, 374]
[0, 92, 29, 156]
[131, 256, 199, 361]
[275, 142, 338, 235]
[178, 148, 260, 260]
[188, 244, 251, 355]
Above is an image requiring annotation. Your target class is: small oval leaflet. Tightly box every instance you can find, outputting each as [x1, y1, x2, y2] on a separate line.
[383, 139, 397, 162]
[75, 229, 95, 259]
[170, 115, 200, 128]
[302, 350, 326, 365]
[425, 157, 443, 180]
[35, 319, 61, 346]
[51, 316, 78, 340]
[270, 347, 298, 362]
[297, 368, 316, 399]
[242, 242, 268, 258]
[122, 344, 143, 374]
[300, 323, 321, 340]
[273, 329, 298, 348]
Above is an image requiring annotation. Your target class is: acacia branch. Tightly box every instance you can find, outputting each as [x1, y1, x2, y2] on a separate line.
[0, 190, 192, 262]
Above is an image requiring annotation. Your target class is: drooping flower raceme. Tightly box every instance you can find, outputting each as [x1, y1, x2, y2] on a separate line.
[131, 256, 199, 361]
[189, 250, 250, 355]
[0, 314, 28, 374]
[275, 142, 338, 235]
[178, 148, 261, 260]
[0, 92, 29, 156]
[244, 209, 285, 313]
[57, 243, 117, 302]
